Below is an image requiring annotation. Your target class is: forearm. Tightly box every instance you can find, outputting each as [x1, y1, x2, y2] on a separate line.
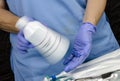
[83, 0, 107, 26]
[0, 0, 19, 33]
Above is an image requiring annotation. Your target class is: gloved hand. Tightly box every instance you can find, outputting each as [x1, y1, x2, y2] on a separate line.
[17, 30, 34, 54]
[16, 16, 34, 54]
[63, 22, 96, 72]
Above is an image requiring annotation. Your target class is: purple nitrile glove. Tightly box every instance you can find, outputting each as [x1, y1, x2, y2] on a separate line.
[63, 22, 96, 72]
[16, 16, 34, 54]
[17, 30, 34, 54]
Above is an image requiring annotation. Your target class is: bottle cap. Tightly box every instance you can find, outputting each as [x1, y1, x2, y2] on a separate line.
[16, 16, 33, 30]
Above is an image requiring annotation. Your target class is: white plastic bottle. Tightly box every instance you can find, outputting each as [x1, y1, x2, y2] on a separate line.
[16, 16, 70, 64]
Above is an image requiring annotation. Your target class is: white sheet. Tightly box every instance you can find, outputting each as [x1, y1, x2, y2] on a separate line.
[43, 49, 120, 81]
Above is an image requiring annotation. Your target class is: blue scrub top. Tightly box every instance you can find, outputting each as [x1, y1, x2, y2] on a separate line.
[6, 0, 119, 81]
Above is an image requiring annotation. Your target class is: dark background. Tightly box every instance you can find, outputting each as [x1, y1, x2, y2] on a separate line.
[0, 30, 14, 81]
[0, 1, 14, 81]
[106, 0, 120, 45]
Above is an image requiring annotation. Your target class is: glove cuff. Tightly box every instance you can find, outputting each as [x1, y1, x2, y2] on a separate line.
[82, 22, 96, 33]
[16, 16, 33, 30]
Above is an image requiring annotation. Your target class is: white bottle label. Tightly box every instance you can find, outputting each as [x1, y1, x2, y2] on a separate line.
[24, 21, 70, 64]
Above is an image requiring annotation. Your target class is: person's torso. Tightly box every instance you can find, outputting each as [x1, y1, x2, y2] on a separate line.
[7, 0, 87, 38]
[6, 0, 119, 81]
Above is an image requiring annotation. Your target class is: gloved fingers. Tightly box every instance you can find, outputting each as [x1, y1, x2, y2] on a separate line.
[73, 42, 91, 57]
[72, 49, 84, 57]
[18, 50, 28, 54]
[84, 43, 91, 53]
[17, 30, 30, 45]
[64, 55, 86, 72]
[17, 42, 34, 54]
[17, 30, 34, 48]
[17, 43, 28, 50]
[28, 43, 34, 48]
[63, 54, 74, 65]
[18, 49, 27, 54]
[17, 41, 33, 48]
[16, 44, 28, 54]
